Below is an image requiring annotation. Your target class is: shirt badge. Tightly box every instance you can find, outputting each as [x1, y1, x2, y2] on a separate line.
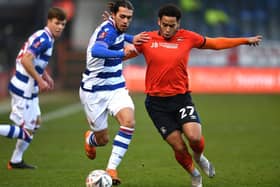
[98, 32, 107, 39]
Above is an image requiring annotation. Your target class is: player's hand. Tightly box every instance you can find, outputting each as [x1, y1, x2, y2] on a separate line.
[42, 72, 54, 90]
[44, 75, 54, 90]
[123, 44, 136, 57]
[102, 11, 111, 21]
[38, 79, 49, 92]
[133, 32, 150, 45]
[248, 35, 262, 46]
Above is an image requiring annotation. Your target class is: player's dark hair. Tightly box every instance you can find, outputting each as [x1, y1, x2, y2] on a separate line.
[48, 7, 67, 21]
[158, 4, 182, 21]
[108, 0, 134, 14]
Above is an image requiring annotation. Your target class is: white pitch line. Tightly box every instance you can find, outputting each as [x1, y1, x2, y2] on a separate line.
[0, 101, 82, 122]
[42, 102, 83, 122]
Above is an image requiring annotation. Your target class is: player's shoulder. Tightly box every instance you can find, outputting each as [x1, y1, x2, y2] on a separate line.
[177, 29, 197, 35]
[32, 28, 53, 42]
[98, 20, 118, 37]
[177, 29, 204, 39]
[27, 29, 53, 51]
[101, 19, 117, 31]
[145, 30, 161, 38]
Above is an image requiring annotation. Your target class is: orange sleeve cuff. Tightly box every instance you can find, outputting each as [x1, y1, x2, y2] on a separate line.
[203, 37, 249, 50]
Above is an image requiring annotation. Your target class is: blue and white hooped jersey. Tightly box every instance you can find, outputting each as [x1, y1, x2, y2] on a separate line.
[9, 27, 54, 99]
[80, 18, 127, 93]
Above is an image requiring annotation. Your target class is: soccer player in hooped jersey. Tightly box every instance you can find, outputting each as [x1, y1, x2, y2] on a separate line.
[79, 0, 149, 185]
[0, 7, 66, 169]
[126, 4, 262, 187]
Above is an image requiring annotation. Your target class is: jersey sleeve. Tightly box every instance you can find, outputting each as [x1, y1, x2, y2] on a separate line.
[28, 36, 50, 57]
[186, 30, 205, 48]
[92, 25, 125, 58]
[124, 34, 134, 43]
[96, 26, 118, 47]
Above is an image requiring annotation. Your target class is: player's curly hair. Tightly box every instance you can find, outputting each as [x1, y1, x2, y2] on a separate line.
[158, 4, 182, 21]
[107, 0, 134, 14]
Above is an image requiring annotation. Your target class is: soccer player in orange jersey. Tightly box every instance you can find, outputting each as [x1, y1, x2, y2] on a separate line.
[127, 4, 262, 187]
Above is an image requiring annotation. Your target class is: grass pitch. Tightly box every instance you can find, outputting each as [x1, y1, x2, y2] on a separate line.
[0, 92, 279, 187]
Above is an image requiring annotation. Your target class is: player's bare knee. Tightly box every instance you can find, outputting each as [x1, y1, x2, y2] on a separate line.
[188, 135, 201, 144]
[121, 119, 135, 128]
[173, 144, 187, 152]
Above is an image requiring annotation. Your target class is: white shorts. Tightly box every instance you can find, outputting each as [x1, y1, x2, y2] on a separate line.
[79, 88, 134, 132]
[9, 93, 41, 131]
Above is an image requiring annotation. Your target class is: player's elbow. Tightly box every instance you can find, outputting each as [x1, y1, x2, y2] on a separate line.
[91, 43, 108, 58]
[91, 47, 101, 58]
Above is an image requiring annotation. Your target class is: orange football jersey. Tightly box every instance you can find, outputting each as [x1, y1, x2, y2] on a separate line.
[135, 29, 205, 96]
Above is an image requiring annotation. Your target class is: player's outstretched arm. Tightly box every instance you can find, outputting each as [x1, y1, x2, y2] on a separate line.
[202, 35, 262, 50]
[247, 35, 262, 46]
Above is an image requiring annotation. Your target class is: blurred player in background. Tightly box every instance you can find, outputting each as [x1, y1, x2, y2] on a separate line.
[124, 4, 262, 187]
[0, 7, 67, 169]
[79, 0, 149, 185]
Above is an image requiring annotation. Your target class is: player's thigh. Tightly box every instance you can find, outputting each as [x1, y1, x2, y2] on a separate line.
[115, 107, 135, 127]
[108, 88, 135, 119]
[174, 93, 202, 140]
[33, 97, 41, 117]
[145, 108, 179, 139]
[9, 93, 26, 126]
[80, 89, 109, 131]
[165, 130, 187, 151]
[182, 122, 202, 142]
[23, 98, 40, 131]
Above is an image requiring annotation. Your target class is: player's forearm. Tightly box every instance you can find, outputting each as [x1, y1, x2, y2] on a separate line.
[124, 34, 134, 43]
[91, 43, 124, 58]
[21, 53, 43, 83]
[203, 37, 248, 50]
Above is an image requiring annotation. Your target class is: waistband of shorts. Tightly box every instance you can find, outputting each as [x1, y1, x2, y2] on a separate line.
[147, 92, 190, 101]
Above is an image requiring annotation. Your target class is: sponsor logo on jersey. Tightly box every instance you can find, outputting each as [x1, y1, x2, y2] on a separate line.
[150, 41, 178, 49]
[33, 41, 41, 48]
[176, 37, 184, 42]
[98, 32, 107, 39]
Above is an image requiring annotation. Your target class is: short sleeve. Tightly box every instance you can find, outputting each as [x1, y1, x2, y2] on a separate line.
[28, 36, 50, 57]
[186, 30, 205, 48]
[96, 26, 118, 47]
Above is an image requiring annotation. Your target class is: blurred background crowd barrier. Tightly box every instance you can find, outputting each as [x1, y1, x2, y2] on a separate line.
[1, 0, 280, 98]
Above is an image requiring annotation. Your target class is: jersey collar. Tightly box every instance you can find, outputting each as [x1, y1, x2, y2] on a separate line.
[44, 27, 54, 39]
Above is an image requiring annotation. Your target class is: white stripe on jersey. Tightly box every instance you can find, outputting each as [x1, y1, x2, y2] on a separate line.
[9, 27, 54, 99]
[81, 19, 126, 93]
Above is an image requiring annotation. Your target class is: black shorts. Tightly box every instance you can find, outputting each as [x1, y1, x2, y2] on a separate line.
[145, 92, 201, 139]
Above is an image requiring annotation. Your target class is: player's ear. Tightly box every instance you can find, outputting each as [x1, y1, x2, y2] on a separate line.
[177, 20, 181, 29]
[157, 18, 161, 26]
[112, 12, 117, 20]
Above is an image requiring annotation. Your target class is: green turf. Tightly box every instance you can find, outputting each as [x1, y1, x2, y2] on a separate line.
[0, 93, 279, 187]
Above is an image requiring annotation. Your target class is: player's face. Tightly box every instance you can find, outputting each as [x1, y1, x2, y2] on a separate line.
[47, 18, 66, 39]
[112, 7, 133, 33]
[158, 16, 180, 40]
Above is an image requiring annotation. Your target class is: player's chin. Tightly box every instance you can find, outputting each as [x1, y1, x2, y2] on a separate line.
[53, 32, 62, 38]
[163, 34, 172, 39]
[119, 27, 128, 33]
